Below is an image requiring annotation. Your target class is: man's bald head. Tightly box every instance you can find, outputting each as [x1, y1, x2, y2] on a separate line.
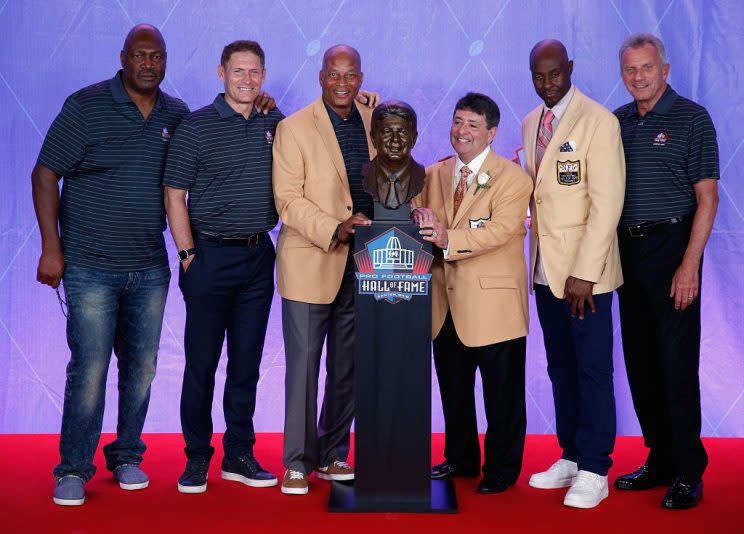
[529, 39, 569, 70]
[529, 39, 573, 109]
[322, 44, 361, 72]
[123, 24, 166, 55]
[120, 24, 167, 95]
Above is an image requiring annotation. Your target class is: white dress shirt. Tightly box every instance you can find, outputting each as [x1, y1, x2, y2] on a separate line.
[534, 84, 575, 286]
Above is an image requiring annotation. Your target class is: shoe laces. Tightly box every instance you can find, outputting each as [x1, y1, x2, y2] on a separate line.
[185, 458, 209, 475]
[332, 460, 350, 469]
[288, 470, 305, 480]
[572, 471, 599, 489]
[548, 459, 573, 473]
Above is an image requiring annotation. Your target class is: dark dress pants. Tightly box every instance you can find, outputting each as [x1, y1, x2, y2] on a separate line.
[534, 284, 616, 476]
[617, 218, 708, 480]
[179, 235, 274, 460]
[433, 312, 526, 483]
[281, 257, 356, 474]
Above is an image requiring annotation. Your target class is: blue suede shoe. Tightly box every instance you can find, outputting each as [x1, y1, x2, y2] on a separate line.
[53, 475, 85, 506]
[114, 464, 150, 490]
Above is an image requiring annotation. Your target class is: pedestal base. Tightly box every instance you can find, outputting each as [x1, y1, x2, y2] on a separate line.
[328, 479, 458, 514]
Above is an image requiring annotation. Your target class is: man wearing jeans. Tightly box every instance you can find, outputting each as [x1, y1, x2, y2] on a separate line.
[31, 24, 189, 505]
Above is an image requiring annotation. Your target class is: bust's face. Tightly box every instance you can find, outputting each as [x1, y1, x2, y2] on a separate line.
[372, 115, 416, 168]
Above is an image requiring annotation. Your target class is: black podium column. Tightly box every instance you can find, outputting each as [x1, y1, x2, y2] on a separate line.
[328, 213, 456, 513]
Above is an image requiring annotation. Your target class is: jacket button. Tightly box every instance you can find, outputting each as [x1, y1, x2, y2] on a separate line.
[447, 287, 453, 290]
[536, 199, 542, 204]
[347, 206, 352, 211]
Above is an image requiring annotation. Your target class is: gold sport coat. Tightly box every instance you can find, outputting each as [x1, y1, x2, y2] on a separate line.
[521, 87, 625, 298]
[414, 149, 533, 347]
[272, 98, 375, 304]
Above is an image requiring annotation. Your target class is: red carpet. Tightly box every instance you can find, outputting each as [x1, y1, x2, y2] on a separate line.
[0, 434, 739, 534]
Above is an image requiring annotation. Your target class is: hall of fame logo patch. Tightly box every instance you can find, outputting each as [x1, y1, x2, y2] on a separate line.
[653, 132, 669, 146]
[354, 227, 433, 304]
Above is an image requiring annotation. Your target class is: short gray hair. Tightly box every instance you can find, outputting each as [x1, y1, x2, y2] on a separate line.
[619, 32, 667, 67]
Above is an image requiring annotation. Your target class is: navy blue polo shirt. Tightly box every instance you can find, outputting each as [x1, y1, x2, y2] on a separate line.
[37, 70, 189, 271]
[162, 95, 283, 237]
[324, 101, 373, 219]
[614, 86, 720, 225]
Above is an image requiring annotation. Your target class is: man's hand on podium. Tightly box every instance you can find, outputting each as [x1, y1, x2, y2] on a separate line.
[336, 212, 371, 243]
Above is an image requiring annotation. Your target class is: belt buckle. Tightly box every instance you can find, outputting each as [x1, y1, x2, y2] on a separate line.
[246, 234, 259, 246]
[627, 225, 645, 238]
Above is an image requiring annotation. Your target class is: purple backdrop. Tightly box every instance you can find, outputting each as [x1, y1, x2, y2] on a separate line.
[1, 0, 742, 437]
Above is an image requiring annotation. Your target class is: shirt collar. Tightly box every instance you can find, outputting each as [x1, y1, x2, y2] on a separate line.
[543, 84, 575, 123]
[455, 145, 491, 177]
[324, 99, 361, 128]
[110, 70, 166, 111]
[213, 94, 258, 120]
[631, 84, 678, 116]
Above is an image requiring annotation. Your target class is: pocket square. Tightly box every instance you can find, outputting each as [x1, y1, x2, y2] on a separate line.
[559, 140, 577, 152]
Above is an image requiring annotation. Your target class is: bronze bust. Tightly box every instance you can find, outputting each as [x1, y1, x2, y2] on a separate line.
[362, 100, 425, 212]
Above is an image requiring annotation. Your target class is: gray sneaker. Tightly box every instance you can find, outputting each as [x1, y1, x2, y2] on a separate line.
[53, 475, 85, 506]
[113, 464, 150, 490]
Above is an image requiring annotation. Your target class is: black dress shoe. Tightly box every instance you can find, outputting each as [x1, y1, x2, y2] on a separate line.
[477, 476, 513, 494]
[430, 462, 480, 480]
[614, 463, 674, 490]
[662, 477, 703, 509]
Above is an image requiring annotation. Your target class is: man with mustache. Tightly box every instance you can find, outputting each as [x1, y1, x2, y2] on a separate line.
[272, 44, 374, 495]
[32, 24, 190, 506]
[522, 39, 625, 508]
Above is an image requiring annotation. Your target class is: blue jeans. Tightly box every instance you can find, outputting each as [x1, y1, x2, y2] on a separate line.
[53, 264, 170, 482]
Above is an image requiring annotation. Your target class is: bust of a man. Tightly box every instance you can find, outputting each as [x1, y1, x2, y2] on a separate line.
[362, 100, 425, 211]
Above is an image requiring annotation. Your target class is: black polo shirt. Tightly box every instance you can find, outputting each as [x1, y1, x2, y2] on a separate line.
[37, 70, 189, 271]
[614, 85, 719, 225]
[324, 101, 373, 219]
[163, 95, 284, 237]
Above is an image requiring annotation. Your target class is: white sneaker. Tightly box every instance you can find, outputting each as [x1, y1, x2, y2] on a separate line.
[563, 470, 609, 509]
[529, 459, 578, 489]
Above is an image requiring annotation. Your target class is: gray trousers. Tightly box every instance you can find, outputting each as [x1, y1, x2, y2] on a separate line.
[281, 262, 355, 474]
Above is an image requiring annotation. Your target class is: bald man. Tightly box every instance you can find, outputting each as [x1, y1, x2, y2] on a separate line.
[521, 40, 625, 508]
[32, 24, 190, 506]
[272, 44, 375, 495]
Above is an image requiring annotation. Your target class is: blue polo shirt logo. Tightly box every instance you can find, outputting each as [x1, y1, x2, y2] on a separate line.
[161, 126, 172, 142]
[265, 130, 274, 144]
[653, 131, 669, 146]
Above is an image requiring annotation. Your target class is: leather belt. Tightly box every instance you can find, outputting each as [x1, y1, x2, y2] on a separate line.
[622, 214, 690, 238]
[196, 232, 265, 246]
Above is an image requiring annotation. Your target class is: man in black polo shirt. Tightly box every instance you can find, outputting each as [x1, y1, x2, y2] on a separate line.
[163, 40, 282, 494]
[612, 33, 719, 510]
[32, 25, 190, 506]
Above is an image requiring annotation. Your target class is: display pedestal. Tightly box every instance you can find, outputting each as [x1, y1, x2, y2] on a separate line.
[328, 214, 456, 513]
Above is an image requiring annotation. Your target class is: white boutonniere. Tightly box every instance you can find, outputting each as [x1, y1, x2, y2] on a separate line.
[474, 171, 491, 195]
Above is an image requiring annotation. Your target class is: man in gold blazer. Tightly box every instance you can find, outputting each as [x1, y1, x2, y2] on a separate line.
[521, 40, 625, 509]
[272, 44, 375, 495]
[414, 92, 533, 494]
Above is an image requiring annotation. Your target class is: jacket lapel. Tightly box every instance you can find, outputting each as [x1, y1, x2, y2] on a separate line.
[312, 98, 349, 189]
[453, 150, 500, 227]
[537, 89, 583, 186]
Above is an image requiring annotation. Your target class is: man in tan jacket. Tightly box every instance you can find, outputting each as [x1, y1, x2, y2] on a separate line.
[414, 92, 533, 494]
[272, 44, 375, 495]
[521, 40, 625, 509]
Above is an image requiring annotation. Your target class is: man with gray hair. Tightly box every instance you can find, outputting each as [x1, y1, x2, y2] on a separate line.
[613, 33, 719, 510]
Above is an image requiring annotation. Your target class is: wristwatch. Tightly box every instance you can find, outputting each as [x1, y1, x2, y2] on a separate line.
[178, 248, 197, 261]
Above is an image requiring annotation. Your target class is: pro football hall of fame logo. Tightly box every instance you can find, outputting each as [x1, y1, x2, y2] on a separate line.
[354, 227, 433, 304]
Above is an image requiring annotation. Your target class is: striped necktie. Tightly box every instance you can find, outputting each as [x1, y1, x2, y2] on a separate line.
[535, 109, 555, 173]
[453, 165, 472, 214]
